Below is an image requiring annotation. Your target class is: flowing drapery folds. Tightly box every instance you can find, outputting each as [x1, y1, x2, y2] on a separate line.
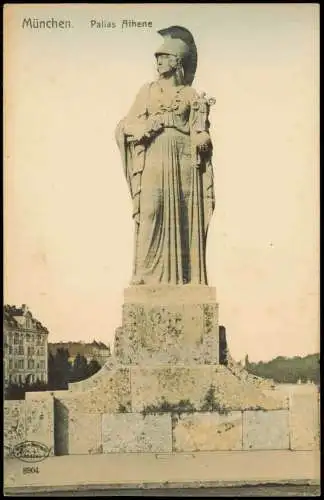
[115, 82, 215, 285]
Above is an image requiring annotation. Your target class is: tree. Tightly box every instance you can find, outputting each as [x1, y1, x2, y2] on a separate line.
[48, 348, 72, 389]
[71, 354, 88, 382]
[87, 358, 101, 377]
[219, 325, 228, 365]
[47, 352, 56, 389]
[5, 382, 25, 400]
[245, 353, 319, 384]
[5, 379, 49, 400]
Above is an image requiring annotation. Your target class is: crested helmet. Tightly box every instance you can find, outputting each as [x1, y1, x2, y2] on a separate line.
[154, 26, 198, 86]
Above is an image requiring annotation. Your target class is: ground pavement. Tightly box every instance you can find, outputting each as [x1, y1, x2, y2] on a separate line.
[4, 450, 320, 495]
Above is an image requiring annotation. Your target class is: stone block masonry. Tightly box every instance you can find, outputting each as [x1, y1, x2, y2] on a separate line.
[173, 411, 243, 452]
[4, 399, 54, 457]
[6, 388, 319, 456]
[69, 412, 102, 455]
[102, 413, 172, 453]
[25, 398, 54, 450]
[130, 364, 288, 413]
[39, 407, 316, 455]
[115, 286, 220, 365]
[4, 401, 26, 456]
[289, 390, 320, 450]
[242, 410, 290, 450]
[56, 363, 288, 414]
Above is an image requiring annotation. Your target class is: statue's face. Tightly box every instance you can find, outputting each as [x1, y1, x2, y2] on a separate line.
[156, 53, 178, 77]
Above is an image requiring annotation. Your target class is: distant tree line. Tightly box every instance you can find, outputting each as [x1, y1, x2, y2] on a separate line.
[245, 353, 320, 384]
[47, 348, 102, 389]
[5, 348, 102, 400]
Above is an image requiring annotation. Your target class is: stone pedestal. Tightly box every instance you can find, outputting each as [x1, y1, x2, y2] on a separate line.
[114, 285, 219, 365]
[18, 285, 319, 457]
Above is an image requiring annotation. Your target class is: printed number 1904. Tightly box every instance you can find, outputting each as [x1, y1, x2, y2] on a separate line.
[23, 466, 40, 474]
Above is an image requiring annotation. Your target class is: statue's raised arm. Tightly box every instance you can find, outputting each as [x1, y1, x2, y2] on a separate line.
[115, 26, 215, 286]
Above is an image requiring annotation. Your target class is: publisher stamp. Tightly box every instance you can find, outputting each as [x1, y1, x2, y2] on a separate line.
[12, 441, 50, 463]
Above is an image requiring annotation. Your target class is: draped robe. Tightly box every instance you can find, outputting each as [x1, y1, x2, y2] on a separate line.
[115, 81, 215, 285]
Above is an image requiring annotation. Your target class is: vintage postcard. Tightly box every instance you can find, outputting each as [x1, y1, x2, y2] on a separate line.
[3, 3, 320, 496]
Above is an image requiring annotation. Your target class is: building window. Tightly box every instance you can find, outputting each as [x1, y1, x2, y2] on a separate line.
[39, 346, 45, 355]
[8, 345, 12, 355]
[9, 359, 13, 369]
[28, 359, 34, 369]
[14, 333, 19, 344]
[18, 345, 24, 355]
[40, 360, 45, 369]
[17, 359, 24, 369]
[28, 346, 34, 356]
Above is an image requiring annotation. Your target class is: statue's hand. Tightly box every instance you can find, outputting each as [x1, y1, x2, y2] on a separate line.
[125, 118, 164, 144]
[193, 131, 212, 152]
[146, 116, 164, 136]
[124, 122, 148, 143]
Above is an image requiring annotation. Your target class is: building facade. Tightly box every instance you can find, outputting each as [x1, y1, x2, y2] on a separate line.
[48, 340, 111, 366]
[4, 304, 49, 386]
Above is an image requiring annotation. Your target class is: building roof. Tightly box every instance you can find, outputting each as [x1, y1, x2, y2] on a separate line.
[3, 304, 49, 333]
[48, 341, 110, 358]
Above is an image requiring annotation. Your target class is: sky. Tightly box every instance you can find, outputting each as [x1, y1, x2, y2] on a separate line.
[4, 4, 319, 361]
